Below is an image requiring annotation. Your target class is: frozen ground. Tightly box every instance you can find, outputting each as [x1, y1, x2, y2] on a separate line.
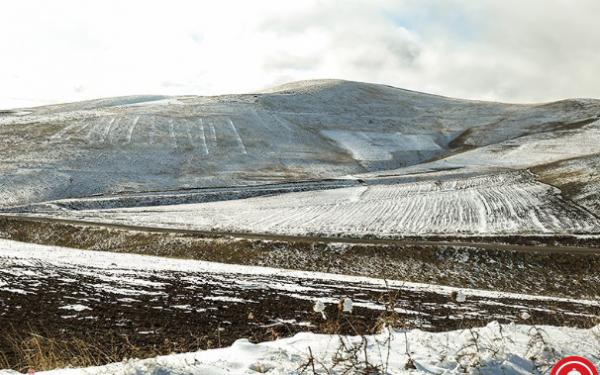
[1, 239, 598, 373]
[51, 170, 600, 236]
[3, 239, 596, 322]
[1, 323, 598, 375]
[6, 180, 358, 212]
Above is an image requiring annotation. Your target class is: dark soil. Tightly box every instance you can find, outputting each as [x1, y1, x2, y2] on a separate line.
[1, 254, 597, 372]
[1, 216, 599, 298]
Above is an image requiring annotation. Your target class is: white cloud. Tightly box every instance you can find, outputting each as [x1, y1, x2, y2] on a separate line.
[1, 0, 599, 108]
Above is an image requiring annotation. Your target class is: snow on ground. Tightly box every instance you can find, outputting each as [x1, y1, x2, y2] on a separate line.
[1, 322, 597, 375]
[3, 238, 596, 304]
[533, 153, 600, 216]
[59, 170, 600, 236]
[375, 120, 600, 178]
[1, 241, 599, 374]
[2, 80, 600, 209]
[439, 120, 600, 169]
[2, 238, 598, 332]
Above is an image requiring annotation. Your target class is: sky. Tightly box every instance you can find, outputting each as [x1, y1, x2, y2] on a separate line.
[1, 0, 599, 109]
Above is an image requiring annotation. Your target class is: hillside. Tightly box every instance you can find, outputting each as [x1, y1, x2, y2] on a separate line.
[2, 81, 600, 373]
[2, 79, 599, 212]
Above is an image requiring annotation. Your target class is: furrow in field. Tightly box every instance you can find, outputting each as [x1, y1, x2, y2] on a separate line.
[55, 171, 600, 236]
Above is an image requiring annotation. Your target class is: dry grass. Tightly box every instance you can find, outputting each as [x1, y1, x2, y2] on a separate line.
[0, 325, 182, 373]
[1, 330, 113, 372]
[299, 292, 409, 374]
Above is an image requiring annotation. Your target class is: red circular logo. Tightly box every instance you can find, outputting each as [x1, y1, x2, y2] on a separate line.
[551, 356, 598, 375]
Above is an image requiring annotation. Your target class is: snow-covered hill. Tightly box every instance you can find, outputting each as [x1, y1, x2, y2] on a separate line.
[2, 79, 599, 210]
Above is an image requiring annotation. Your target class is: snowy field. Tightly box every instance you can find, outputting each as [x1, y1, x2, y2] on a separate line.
[54, 171, 600, 236]
[1, 239, 598, 374]
[4, 238, 598, 303]
[1, 323, 598, 374]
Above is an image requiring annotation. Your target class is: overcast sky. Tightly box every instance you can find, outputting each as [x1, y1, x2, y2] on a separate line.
[1, 0, 599, 108]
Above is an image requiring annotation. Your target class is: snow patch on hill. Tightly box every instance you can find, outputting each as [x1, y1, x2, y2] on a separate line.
[322, 130, 442, 161]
